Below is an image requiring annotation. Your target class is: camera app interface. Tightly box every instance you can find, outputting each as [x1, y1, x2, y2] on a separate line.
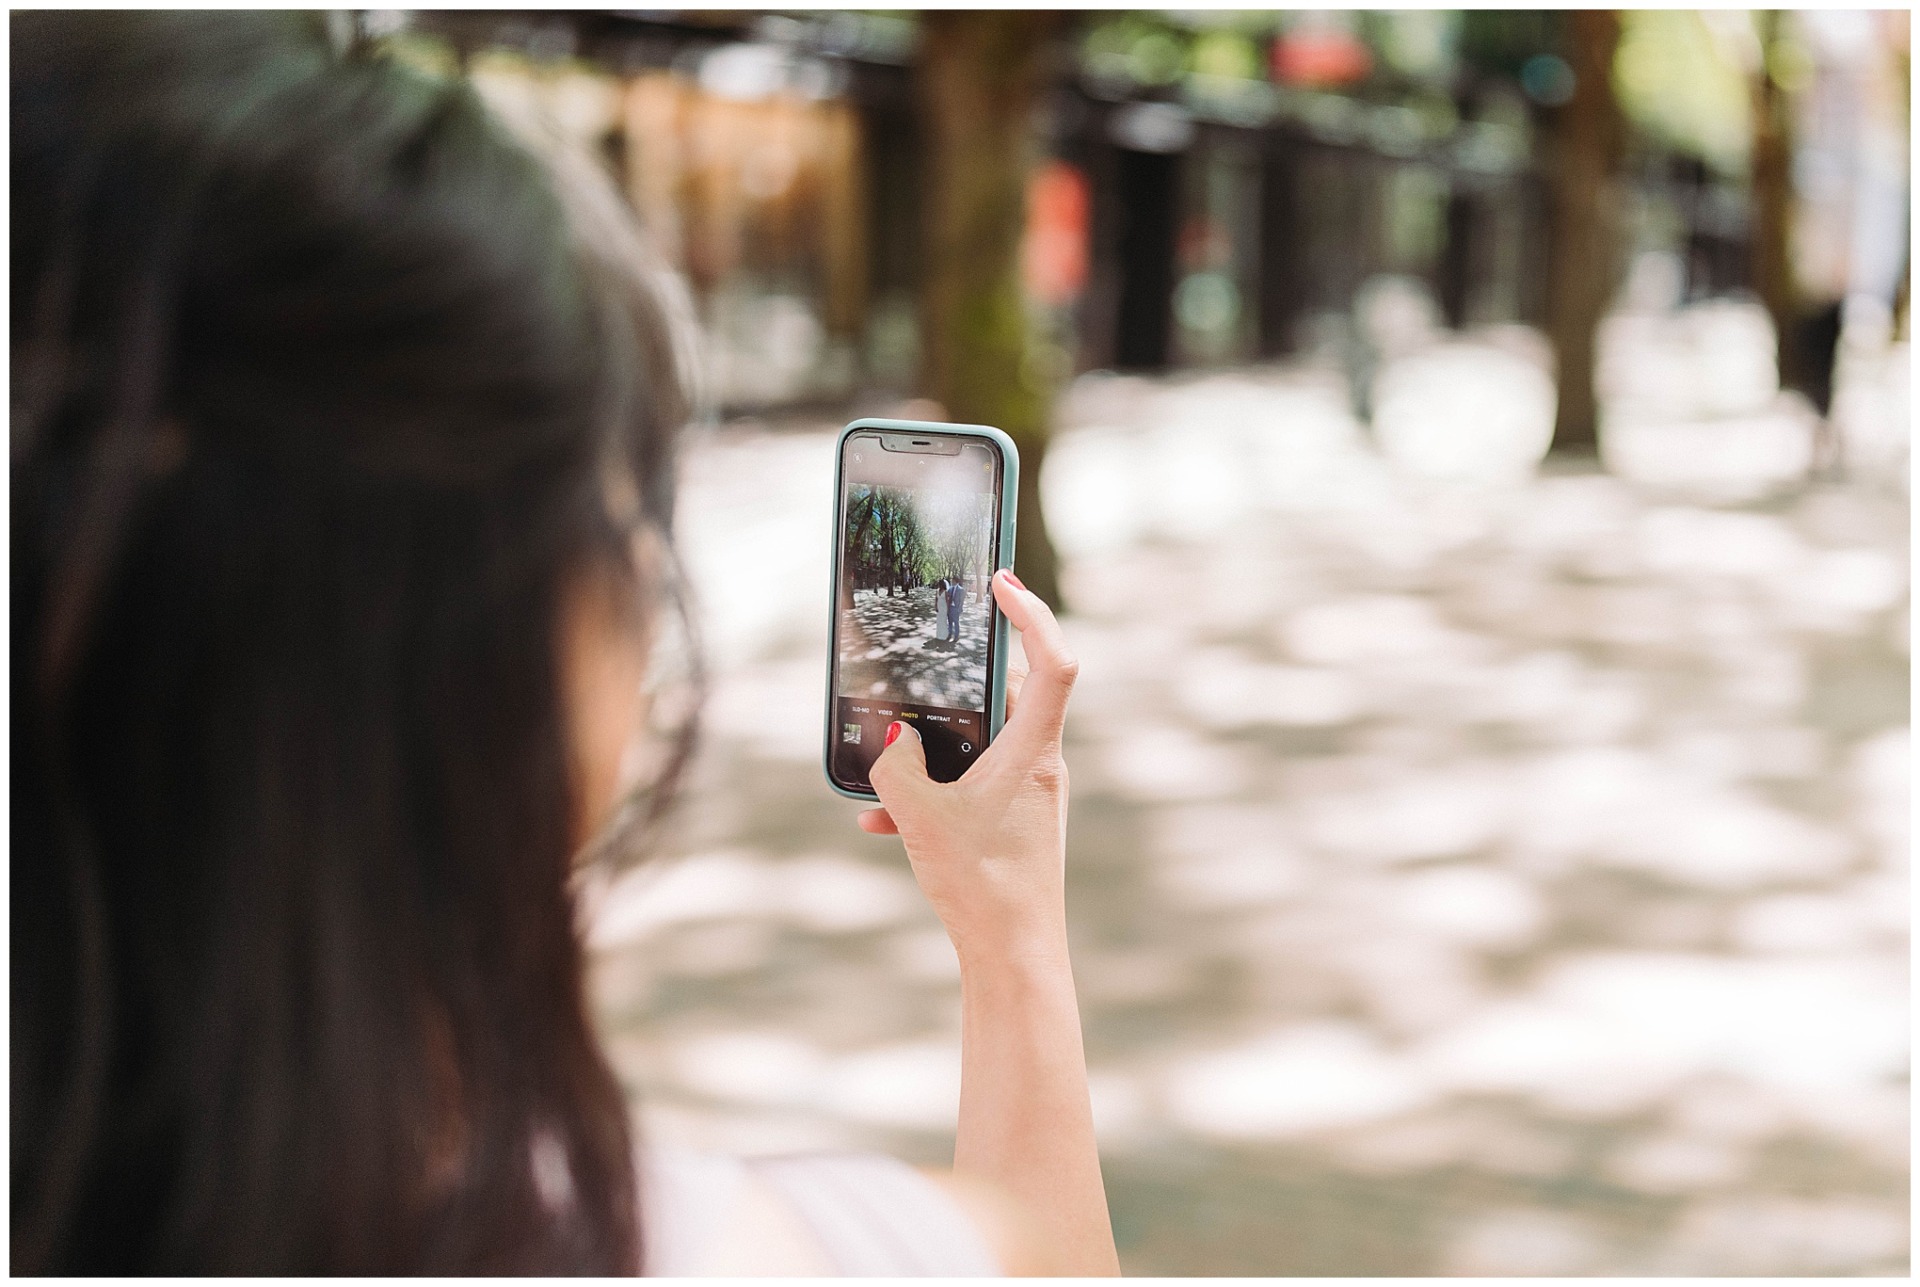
[833, 433, 1001, 789]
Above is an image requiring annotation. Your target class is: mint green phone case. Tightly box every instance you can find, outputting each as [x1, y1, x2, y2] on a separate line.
[825, 418, 1020, 801]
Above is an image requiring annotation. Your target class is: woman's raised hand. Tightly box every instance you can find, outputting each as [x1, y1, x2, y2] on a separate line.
[857, 569, 1078, 967]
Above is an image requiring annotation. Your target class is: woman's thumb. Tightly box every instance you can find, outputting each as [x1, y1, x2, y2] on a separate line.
[868, 720, 930, 801]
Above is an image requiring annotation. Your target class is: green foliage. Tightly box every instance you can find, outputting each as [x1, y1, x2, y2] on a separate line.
[1083, 13, 1190, 87]
[1766, 32, 1817, 95]
[1456, 10, 1559, 80]
[845, 485, 994, 595]
[1373, 11, 1459, 82]
[380, 31, 460, 82]
[1161, 11, 1285, 38]
[1614, 10, 1754, 175]
[1384, 164, 1447, 270]
[1190, 29, 1261, 82]
[1080, 10, 1477, 99]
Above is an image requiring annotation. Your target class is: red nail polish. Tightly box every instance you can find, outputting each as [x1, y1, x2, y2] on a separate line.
[1001, 569, 1027, 592]
[884, 721, 902, 747]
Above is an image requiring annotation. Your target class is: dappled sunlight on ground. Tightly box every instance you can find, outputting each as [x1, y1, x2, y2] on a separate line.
[836, 587, 990, 708]
[591, 332, 1907, 1274]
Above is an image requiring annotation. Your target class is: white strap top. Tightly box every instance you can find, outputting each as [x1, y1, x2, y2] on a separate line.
[640, 1146, 1000, 1277]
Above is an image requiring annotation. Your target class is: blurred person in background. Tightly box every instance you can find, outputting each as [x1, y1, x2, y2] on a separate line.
[10, 12, 1114, 1276]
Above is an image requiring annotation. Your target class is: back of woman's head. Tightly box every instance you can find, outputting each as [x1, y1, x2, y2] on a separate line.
[12, 12, 685, 1273]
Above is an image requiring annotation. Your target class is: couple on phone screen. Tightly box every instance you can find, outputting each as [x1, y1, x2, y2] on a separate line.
[933, 574, 968, 643]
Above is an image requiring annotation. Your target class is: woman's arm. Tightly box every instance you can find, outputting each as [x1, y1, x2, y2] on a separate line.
[858, 571, 1119, 1276]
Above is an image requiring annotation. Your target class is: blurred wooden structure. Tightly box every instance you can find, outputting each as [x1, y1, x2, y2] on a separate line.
[620, 72, 867, 335]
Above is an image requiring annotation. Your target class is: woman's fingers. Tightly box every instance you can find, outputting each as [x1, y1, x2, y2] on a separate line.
[856, 808, 899, 835]
[868, 719, 935, 810]
[856, 580, 1063, 836]
[990, 571, 1078, 750]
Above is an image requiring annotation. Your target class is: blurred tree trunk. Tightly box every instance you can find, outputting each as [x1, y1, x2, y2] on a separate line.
[1750, 11, 1797, 346]
[1751, 12, 1841, 421]
[1544, 10, 1626, 456]
[918, 11, 1066, 606]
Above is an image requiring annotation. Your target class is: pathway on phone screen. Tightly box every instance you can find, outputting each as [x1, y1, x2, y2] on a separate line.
[837, 585, 989, 709]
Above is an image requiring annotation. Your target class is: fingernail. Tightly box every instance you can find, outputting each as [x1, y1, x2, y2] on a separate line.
[1001, 569, 1027, 592]
[884, 721, 902, 747]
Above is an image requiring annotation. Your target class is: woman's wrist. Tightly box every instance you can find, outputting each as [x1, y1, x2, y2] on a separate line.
[953, 925, 1076, 988]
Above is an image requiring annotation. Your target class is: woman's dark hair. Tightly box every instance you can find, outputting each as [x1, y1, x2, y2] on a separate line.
[12, 12, 693, 1273]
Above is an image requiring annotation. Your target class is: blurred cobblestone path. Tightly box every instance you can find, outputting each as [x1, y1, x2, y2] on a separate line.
[588, 358, 1908, 1275]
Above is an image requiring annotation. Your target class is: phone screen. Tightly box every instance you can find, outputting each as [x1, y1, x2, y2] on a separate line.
[831, 429, 1004, 792]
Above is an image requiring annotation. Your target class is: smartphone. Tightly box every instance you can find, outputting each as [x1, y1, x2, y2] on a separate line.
[825, 418, 1019, 800]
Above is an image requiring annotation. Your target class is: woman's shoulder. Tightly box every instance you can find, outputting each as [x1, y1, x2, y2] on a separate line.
[640, 1145, 1013, 1277]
